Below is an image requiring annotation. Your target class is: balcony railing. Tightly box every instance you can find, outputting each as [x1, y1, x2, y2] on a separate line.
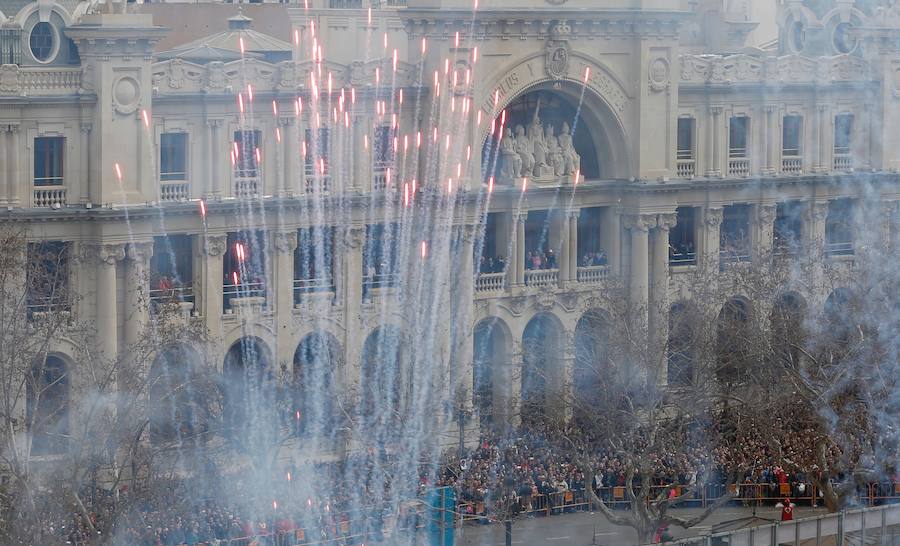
[475, 272, 505, 293]
[304, 177, 331, 194]
[33, 186, 66, 208]
[727, 158, 750, 177]
[363, 273, 399, 301]
[676, 159, 695, 178]
[223, 282, 266, 310]
[26, 294, 70, 317]
[825, 241, 854, 257]
[782, 156, 802, 174]
[235, 178, 260, 198]
[833, 154, 852, 172]
[293, 277, 335, 302]
[329, 0, 362, 7]
[160, 182, 190, 202]
[719, 249, 752, 267]
[669, 252, 697, 266]
[524, 268, 558, 287]
[576, 265, 608, 284]
[373, 172, 390, 191]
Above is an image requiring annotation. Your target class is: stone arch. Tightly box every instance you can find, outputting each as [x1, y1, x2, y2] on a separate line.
[27, 352, 71, 455]
[477, 53, 632, 180]
[473, 316, 512, 427]
[521, 312, 565, 422]
[716, 296, 753, 387]
[573, 308, 611, 407]
[770, 291, 807, 367]
[360, 325, 404, 423]
[668, 301, 699, 387]
[292, 331, 341, 436]
[222, 336, 275, 443]
[823, 287, 854, 349]
[149, 344, 205, 446]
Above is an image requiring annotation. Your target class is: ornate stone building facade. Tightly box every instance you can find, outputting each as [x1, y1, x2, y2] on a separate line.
[2, 0, 900, 449]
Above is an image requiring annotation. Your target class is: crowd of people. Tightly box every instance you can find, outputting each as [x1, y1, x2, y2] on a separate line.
[22, 422, 900, 546]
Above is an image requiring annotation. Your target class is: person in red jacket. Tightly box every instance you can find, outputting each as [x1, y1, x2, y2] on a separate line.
[777, 498, 796, 521]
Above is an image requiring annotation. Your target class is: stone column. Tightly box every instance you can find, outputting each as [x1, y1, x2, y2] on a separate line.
[752, 204, 777, 263]
[514, 213, 526, 287]
[124, 241, 153, 353]
[650, 213, 676, 383]
[699, 208, 723, 272]
[274, 231, 298, 360]
[567, 210, 579, 283]
[764, 105, 777, 175]
[8, 124, 21, 206]
[452, 225, 477, 421]
[803, 201, 829, 303]
[554, 212, 569, 287]
[94, 243, 125, 362]
[624, 213, 655, 310]
[342, 226, 365, 396]
[207, 119, 224, 199]
[884, 201, 898, 253]
[281, 117, 297, 196]
[815, 104, 829, 172]
[707, 106, 723, 177]
[0, 127, 7, 205]
[200, 234, 226, 345]
[80, 122, 93, 204]
[601, 207, 622, 276]
[506, 346, 523, 428]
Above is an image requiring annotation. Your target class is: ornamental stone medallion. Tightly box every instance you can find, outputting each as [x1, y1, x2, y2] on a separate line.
[649, 57, 670, 92]
[113, 75, 141, 115]
[545, 23, 571, 83]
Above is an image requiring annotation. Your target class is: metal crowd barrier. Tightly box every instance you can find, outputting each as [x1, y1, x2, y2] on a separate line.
[662, 503, 900, 546]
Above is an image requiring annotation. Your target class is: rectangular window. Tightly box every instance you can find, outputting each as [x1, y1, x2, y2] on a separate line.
[233, 130, 260, 178]
[834, 114, 853, 155]
[825, 199, 854, 256]
[774, 201, 803, 256]
[720, 204, 751, 262]
[729, 116, 749, 158]
[670, 207, 696, 265]
[223, 230, 267, 309]
[26, 241, 69, 315]
[294, 227, 335, 296]
[676, 118, 694, 160]
[363, 223, 400, 290]
[373, 125, 395, 171]
[160, 133, 188, 181]
[783, 116, 802, 157]
[304, 128, 331, 176]
[150, 235, 194, 305]
[33, 137, 64, 186]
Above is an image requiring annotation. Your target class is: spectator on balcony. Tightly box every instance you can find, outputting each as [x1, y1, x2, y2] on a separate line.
[546, 249, 557, 269]
[494, 256, 506, 273]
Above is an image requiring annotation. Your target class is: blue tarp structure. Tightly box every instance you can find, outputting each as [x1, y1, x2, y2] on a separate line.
[426, 486, 456, 546]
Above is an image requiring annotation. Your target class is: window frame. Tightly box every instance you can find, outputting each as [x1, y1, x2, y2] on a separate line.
[159, 132, 189, 182]
[33, 136, 65, 187]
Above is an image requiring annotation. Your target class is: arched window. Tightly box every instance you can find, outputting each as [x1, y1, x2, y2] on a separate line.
[716, 298, 752, 387]
[668, 303, 696, 387]
[521, 314, 563, 422]
[293, 333, 339, 436]
[28, 356, 69, 455]
[360, 326, 403, 423]
[574, 309, 611, 406]
[150, 346, 202, 446]
[223, 337, 274, 446]
[473, 318, 510, 426]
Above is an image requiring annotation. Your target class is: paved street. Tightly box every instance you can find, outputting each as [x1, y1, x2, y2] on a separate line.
[455, 506, 828, 545]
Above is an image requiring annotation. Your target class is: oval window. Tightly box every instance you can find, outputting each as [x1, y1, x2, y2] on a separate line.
[30, 22, 56, 62]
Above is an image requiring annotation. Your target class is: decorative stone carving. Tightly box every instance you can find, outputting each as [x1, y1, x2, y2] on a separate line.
[534, 290, 556, 311]
[205, 61, 226, 92]
[545, 23, 571, 82]
[803, 201, 829, 223]
[88, 243, 126, 266]
[656, 213, 678, 231]
[278, 61, 297, 90]
[168, 58, 185, 89]
[624, 213, 656, 232]
[449, 59, 471, 96]
[346, 61, 366, 87]
[0, 64, 19, 94]
[80, 63, 94, 93]
[704, 208, 724, 228]
[648, 57, 670, 92]
[346, 227, 365, 250]
[558, 122, 580, 175]
[514, 125, 535, 177]
[757, 204, 777, 225]
[545, 124, 564, 176]
[204, 234, 227, 257]
[499, 127, 522, 180]
[126, 241, 154, 263]
[507, 296, 528, 315]
[274, 231, 298, 254]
